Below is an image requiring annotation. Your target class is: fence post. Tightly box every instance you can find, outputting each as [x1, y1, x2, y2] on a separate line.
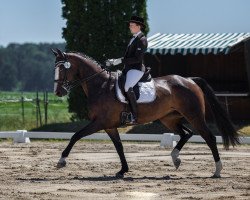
[21, 92, 24, 126]
[160, 133, 175, 148]
[36, 91, 42, 127]
[36, 91, 38, 128]
[38, 93, 42, 126]
[44, 91, 48, 125]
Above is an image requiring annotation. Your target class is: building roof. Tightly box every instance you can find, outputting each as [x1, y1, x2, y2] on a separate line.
[147, 33, 250, 55]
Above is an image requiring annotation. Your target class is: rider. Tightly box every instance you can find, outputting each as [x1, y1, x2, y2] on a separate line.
[106, 15, 148, 124]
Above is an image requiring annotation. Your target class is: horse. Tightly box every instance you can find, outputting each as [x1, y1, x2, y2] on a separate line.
[52, 48, 239, 178]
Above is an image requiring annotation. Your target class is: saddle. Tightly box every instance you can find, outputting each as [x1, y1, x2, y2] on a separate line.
[115, 67, 156, 125]
[118, 67, 152, 99]
[115, 67, 156, 104]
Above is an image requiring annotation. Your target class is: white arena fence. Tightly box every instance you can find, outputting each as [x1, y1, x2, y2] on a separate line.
[0, 130, 249, 148]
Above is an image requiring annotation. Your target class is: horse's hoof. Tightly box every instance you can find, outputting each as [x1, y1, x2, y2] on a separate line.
[57, 160, 66, 168]
[211, 174, 221, 178]
[115, 172, 124, 179]
[173, 158, 181, 170]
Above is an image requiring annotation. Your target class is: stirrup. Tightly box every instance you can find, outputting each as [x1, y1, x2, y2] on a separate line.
[120, 112, 137, 126]
[127, 113, 137, 125]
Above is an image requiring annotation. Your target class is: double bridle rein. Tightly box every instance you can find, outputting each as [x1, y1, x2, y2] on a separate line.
[54, 59, 109, 92]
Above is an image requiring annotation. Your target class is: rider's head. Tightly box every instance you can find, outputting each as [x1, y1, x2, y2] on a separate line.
[128, 16, 145, 35]
[129, 22, 142, 34]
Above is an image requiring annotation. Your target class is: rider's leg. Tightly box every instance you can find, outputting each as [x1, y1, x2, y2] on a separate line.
[126, 88, 138, 122]
[124, 69, 144, 122]
[124, 69, 144, 92]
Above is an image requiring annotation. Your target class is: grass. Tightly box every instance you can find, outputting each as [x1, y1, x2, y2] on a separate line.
[0, 91, 250, 136]
[0, 91, 66, 101]
[0, 91, 71, 131]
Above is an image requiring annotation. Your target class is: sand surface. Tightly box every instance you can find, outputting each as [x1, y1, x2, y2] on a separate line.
[0, 140, 249, 200]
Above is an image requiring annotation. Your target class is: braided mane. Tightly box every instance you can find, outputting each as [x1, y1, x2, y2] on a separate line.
[69, 51, 102, 68]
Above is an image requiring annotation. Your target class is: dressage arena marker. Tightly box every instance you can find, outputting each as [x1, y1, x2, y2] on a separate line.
[0, 131, 249, 147]
[13, 130, 30, 143]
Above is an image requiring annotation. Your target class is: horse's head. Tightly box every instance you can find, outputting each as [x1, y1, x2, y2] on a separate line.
[52, 49, 107, 97]
[51, 48, 78, 97]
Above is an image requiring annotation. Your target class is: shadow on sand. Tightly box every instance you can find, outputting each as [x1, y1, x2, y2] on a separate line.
[69, 175, 230, 182]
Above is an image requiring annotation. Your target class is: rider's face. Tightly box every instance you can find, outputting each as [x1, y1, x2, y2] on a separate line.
[129, 22, 141, 34]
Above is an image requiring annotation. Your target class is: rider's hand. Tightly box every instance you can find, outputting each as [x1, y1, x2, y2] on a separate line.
[106, 58, 122, 66]
[105, 59, 114, 67]
[113, 58, 122, 66]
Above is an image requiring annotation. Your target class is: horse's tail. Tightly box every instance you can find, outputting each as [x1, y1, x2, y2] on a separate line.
[191, 77, 240, 149]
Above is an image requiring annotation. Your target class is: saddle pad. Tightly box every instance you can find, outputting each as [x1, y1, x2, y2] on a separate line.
[115, 77, 156, 104]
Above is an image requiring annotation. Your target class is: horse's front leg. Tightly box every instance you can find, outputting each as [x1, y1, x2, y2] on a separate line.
[105, 128, 129, 178]
[57, 120, 102, 168]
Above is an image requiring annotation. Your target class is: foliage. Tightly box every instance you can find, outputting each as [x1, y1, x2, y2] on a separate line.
[61, 0, 149, 120]
[0, 43, 65, 91]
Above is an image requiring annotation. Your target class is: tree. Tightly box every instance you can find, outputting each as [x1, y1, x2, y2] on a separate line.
[61, 0, 149, 120]
[0, 43, 65, 91]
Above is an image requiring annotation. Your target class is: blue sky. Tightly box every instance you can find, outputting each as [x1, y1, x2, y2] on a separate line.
[0, 0, 250, 46]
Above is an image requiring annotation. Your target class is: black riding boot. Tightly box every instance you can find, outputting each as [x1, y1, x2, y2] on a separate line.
[125, 87, 138, 124]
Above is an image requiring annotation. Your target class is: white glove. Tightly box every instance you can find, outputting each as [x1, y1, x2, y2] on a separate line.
[105, 59, 113, 67]
[113, 58, 122, 65]
[106, 58, 122, 66]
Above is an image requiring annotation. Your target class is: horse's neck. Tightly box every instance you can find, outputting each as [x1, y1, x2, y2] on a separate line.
[76, 56, 109, 97]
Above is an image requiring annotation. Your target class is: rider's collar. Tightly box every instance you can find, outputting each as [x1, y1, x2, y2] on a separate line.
[133, 31, 142, 38]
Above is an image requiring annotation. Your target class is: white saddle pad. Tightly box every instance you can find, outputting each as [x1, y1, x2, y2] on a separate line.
[115, 74, 156, 104]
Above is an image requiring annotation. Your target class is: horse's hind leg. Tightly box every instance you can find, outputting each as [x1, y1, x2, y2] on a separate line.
[160, 116, 194, 170]
[171, 124, 194, 169]
[188, 118, 223, 178]
[161, 114, 222, 177]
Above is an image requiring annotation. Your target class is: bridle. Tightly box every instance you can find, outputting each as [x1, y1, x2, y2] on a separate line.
[54, 60, 72, 92]
[54, 57, 109, 93]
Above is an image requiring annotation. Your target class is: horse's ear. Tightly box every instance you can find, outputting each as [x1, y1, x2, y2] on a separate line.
[51, 48, 58, 57]
[56, 48, 64, 58]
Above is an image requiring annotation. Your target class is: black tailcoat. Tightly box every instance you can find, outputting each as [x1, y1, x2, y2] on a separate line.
[122, 32, 148, 74]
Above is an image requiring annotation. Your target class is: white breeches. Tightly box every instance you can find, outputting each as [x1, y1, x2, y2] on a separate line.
[124, 69, 144, 92]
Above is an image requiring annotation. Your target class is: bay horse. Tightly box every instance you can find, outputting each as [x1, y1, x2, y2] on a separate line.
[52, 48, 239, 178]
